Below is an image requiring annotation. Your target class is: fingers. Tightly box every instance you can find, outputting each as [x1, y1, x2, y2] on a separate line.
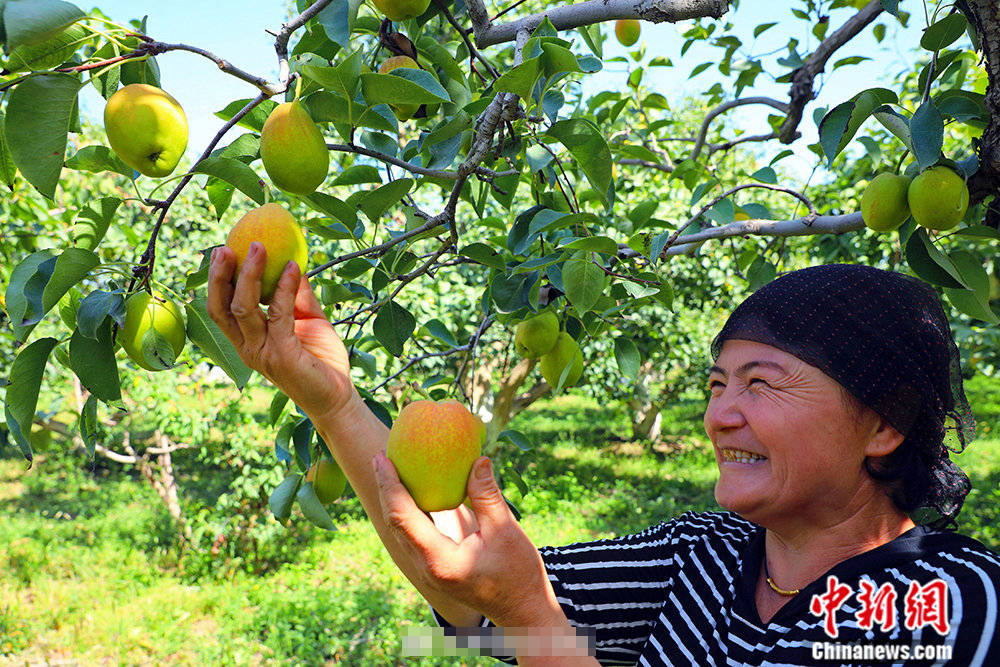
[230, 242, 267, 347]
[293, 274, 326, 320]
[207, 246, 243, 347]
[464, 457, 514, 536]
[373, 452, 452, 559]
[266, 261, 301, 341]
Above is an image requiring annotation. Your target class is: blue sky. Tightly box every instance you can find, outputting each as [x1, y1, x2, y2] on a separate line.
[78, 1, 928, 176]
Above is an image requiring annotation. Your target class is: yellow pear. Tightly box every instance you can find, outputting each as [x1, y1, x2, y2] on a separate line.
[861, 172, 912, 232]
[260, 100, 329, 196]
[540, 332, 584, 389]
[386, 399, 486, 512]
[306, 458, 348, 504]
[225, 203, 309, 304]
[514, 311, 560, 358]
[908, 166, 969, 231]
[615, 19, 641, 47]
[373, 0, 431, 22]
[120, 291, 186, 371]
[104, 84, 188, 177]
[378, 56, 421, 121]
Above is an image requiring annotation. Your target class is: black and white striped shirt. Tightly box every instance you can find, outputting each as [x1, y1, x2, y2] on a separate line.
[434, 511, 1000, 665]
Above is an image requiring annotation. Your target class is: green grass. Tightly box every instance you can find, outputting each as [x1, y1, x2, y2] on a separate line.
[2, 381, 999, 663]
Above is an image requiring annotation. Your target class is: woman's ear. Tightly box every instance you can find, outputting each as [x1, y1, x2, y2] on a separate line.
[864, 416, 906, 458]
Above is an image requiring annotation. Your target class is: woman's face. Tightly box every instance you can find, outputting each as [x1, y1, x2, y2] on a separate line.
[704, 339, 892, 528]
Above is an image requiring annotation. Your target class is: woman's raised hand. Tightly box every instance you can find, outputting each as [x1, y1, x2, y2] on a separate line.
[207, 243, 356, 421]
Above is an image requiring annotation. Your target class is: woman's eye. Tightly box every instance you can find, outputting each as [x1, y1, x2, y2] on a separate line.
[748, 378, 767, 386]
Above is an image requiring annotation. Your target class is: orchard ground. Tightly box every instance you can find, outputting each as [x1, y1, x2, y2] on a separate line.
[2, 374, 999, 665]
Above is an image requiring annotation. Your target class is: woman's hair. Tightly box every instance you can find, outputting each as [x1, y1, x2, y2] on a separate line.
[712, 264, 976, 530]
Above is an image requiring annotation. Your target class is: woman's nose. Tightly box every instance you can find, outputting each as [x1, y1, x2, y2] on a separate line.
[704, 386, 746, 434]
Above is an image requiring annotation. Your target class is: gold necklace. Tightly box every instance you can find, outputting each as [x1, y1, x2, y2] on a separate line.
[764, 560, 800, 596]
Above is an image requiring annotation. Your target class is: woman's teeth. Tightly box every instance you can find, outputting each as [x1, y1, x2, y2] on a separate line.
[722, 449, 767, 464]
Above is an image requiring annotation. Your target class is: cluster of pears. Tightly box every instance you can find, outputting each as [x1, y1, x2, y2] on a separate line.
[514, 311, 584, 390]
[861, 166, 969, 233]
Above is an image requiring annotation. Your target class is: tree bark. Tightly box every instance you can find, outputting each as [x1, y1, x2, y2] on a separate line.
[962, 0, 1000, 224]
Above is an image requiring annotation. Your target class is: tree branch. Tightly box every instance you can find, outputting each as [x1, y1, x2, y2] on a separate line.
[778, 0, 883, 143]
[470, 0, 730, 48]
[274, 0, 339, 88]
[325, 142, 516, 181]
[686, 97, 789, 161]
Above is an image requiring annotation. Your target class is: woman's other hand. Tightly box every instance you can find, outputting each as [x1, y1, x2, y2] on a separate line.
[372, 453, 565, 629]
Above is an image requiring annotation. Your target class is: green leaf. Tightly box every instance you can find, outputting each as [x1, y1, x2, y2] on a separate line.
[78, 394, 101, 458]
[613, 337, 640, 380]
[358, 178, 412, 223]
[2, 0, 84, 50]
[5, 72, 81, 199]
[8, 248, 98, 340]
[817, 88, 897, 165]
[460, 243, 505, 271]
[5, 250, 54, 339]
[331, 164, 382, 186]
[943, 250, 997, 324]
[214, 99, 278, 133]
[494, 56, 541, 101]
[910, 100, 943, 171]
[4, 337, 59, 462]
[304, 191, 360, 229]
[269, 473, 301, 522]
[0, 109, 17, 189]
[577, 24, 602, 59]
[191, 156, 266, 205]
[559, 236, 618, 255]
[75, 289, 124, 338]
[360, 69, 450, 107]
[423, 319, 456, 348]
[312, 0, 360, 50]
[372, 300, 415, 357]
[205, 178, 234, 220]
[540, 42, 582, 77]
[903, 228, 965, 289]
[920, 13, 968, 51]
[71, 196, 121, 250]
[873, 106, 913, 151]
[491, 271, 537, 313]
[297, 482, 336, 530]
[184, 295, 253, 389]
[69, 316, 121, 402]
[562, 258, 607, 314]
[497, 429, 532, 451]
[64, 145, 133, 177]
[140, 325, 177, 371]
[546, 119, 612, 204]
[269, 391, 289, 426]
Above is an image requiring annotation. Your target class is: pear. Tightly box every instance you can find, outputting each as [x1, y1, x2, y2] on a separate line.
[908, 166, 969, 231]
[306, 458, 348, 504]
[225, 203, 309, 304]
[514, 311, 559, 358]
[120, 291, 186, 371]
[104, 84, 188, 177]
[861, 172, 912, 232]
[540, 332, 584, 390]
[386, 399, 486, 512]
[260, 100, 329, 196]
[378, 56, 421, 121]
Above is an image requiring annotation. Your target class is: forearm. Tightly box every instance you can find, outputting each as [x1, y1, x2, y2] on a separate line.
[308, 393, 482, 626]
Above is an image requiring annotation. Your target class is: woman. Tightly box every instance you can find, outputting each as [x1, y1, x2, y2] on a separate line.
[207, 249, 999, 666]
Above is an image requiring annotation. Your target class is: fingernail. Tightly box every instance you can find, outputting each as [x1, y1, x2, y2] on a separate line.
[372, 453, 384, 480]
[476, 458, 492, 480]
[210, 248, 218, 263]
[250, 242, 261, 255]
[285, 261, 297, 274]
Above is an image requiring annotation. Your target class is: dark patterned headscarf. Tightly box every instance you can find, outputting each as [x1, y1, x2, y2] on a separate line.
[711, 264, 975, 529]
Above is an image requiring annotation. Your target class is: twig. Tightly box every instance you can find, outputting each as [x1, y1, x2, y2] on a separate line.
[433, 0, 499, 79]
[686, 97, 789, 162]
[325, 142, 516, 180]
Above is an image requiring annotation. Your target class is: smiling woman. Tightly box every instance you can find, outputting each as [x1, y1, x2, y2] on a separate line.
[208, 253, 1000, 665]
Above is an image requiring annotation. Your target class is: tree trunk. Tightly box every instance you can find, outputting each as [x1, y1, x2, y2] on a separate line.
[963, 0, 1000, 224]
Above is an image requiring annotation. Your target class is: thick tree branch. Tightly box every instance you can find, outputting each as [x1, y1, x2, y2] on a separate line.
[778, 0, 883, 143]
[617, 212, 865, 261]
[961, 0, 1000, 221]
[470, 0, 729, 48]
[274, 0, 338, 88]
